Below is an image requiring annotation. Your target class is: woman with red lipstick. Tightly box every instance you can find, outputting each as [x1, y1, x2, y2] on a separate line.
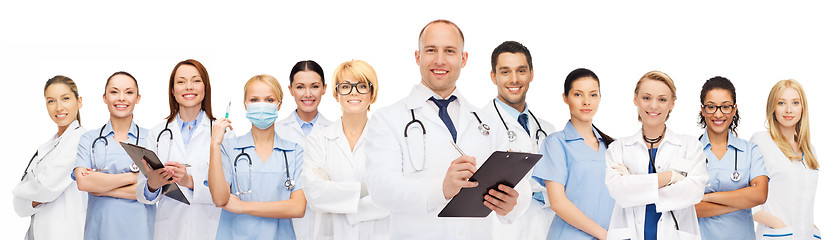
[72, 71, 154, 240]
[14, 76, 88, 240]
[749, 79, 820, 239]
[302, 60, 390, 240]
[532, 68, 615, 240]
[135, 59, 222, 240]
[604, 71, 707, 240]
[275, 60, 333, 239]
[694, 76, 768, 239]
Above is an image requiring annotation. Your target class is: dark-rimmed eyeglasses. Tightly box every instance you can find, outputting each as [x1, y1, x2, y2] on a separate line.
[336, 82, 372, 95]
[702, 104, 735, 114]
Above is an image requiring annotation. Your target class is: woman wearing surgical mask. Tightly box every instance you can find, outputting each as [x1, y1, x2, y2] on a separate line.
[73, 71, 154, 240]
[135, 59, 222, 240]
[302, 60, 390, 240]
[695, 76, 768, 239]
[209, 74, 306, 239]
[604, 71, 707, 240]
[750, 79, 820, 239]
[275, 60, 332, 240]
[14, 76, 87, 240]
[532, 68, 615, 240]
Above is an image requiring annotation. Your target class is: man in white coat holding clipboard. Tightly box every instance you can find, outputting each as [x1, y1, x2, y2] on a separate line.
[365, 19, 531, 239]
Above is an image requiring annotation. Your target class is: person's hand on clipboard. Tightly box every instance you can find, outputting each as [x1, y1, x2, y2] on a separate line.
[144, 159, 177, 192]
[442, 140, 519, 216]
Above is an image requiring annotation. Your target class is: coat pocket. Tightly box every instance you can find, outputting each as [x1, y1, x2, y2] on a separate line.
[760, 226, 793, 239]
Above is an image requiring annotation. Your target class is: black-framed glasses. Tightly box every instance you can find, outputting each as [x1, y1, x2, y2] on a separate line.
[702, 104, 735, 114]
[336, 82, 372, 95]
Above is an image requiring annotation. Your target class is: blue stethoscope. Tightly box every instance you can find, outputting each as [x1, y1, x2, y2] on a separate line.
[404, 108, 489, 172]
[92, 124, 140, 172]
[20, 125, 82, 181]
[700, 134, 740, 182]
[233, 147, 293, 195]
[491, 100, 546, 144]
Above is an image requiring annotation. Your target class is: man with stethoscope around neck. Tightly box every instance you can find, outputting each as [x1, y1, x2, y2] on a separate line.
[134, 60, 226, 240]
[478, 41, 556, 240]
[364, 19, 531, 239]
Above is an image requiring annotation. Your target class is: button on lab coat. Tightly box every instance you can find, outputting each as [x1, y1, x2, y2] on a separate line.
[276, 111, 332, 240]
[13, 120, 87, 240]
[135, 112, 222, 240]
[605, 128, 708, 240]
[478, 99, 556, 240]
[302, 118, 389, 240]
[365, 84, 531, 239]
[750, 131, 820, 240]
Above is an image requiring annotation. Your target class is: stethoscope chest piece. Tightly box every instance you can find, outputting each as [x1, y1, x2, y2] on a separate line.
[731, 171, 741, 182]
[478, 123, 491, 135]
[130, 163, 140, 173]
[506, 130, 517, 141]
[285, 179, 295, 190]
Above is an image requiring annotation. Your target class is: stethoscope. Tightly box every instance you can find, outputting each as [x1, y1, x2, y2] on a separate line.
[491, 100, 546, 144]
[91, 124, 140, 172]
[642, 126, 680, 231]
[20, 125, 81, 181]
[403, 108, 489, 172]
[156, 125, 174, 163]
[233, 147, 293, 195]
[699, 134, 740, 182]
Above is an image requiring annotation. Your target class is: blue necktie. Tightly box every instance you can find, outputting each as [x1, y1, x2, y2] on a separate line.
[429, 96, 457, 142]
[517, 113, 530, 136]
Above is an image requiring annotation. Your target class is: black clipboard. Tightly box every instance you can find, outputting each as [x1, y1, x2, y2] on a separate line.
[438, 151, 541, 217]
[119, 142, 190, 205]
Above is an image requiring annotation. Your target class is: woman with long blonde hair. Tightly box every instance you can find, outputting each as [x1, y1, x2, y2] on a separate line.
[749, 79, 820, 239]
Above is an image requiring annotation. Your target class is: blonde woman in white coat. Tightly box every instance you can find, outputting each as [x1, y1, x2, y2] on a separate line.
[302, 60, 389, 240]
[276, 60, 333, 240]
[750, 79, 820, 240]
[135, 59, 223, 240]
[605, 71, 708, 240]
[14, 76, 87, 240]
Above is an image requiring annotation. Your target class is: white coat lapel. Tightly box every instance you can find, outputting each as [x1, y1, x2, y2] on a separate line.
[325, 120, 355, 171]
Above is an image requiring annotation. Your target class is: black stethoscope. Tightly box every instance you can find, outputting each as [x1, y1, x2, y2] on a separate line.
[642, 126, 680, 231]
[403, 108, 489, 172]
[92, 124, 140, 172]
[233, 147, 293, 195]
[21, 125, 82, 181]
[156, 125, 174, 162]
[699, 134, 740, 182]
[491, 100, 546, 143]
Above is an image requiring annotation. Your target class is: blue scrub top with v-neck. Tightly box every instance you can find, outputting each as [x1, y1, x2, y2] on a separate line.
[698, 130, 768, 240]
[532, 121, 614, 240]
[216, 131, 304, 240]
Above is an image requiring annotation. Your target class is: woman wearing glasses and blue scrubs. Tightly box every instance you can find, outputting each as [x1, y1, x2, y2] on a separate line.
[532, 68, 615, 240]
[14, 76, 87, 240]
[73, 71, 154, 239]
[209, 74, 306, 240]
[695, 76, 768, 239]
[136, 59, 223, 240]
[302, 60, 390, 240]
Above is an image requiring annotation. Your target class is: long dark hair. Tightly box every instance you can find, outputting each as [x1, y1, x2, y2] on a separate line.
[289, 60, 325, 85]
[697, 76, 740, 136]
[165, 59, 215, 124]
[563, 68, 614, 147]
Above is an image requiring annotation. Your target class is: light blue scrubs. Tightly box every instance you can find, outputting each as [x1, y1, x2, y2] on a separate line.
[532, 121, 614, 240]
[698, 130, 768, 240]
[72, 121, 154, 240]
[216, 131, 304, 240]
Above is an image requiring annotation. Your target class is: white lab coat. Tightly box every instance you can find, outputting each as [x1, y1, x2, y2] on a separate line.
[276, 111, 332, 240]
[750, 131, 820, 240]
[478, 101, 556, 240]
[13, 120, 87, 240]
[135, 113, 222, 240]
[605, 128, 708, 240]
[365, 84, 532, 239]
[301, 118, 390, 240]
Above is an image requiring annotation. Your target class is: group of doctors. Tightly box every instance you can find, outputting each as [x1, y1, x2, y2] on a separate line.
[13, 19, 820, 240]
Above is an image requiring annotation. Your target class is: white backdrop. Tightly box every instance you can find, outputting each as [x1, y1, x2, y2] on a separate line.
[2, 0, 835, 236]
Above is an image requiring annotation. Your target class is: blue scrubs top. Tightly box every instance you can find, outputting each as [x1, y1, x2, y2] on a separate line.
[645, 148, 661, 240]
[73, 121, 155, 240]
[532, 121, 614, 240]
[698, 130, 768, 240]
[216, 131, 304, 240]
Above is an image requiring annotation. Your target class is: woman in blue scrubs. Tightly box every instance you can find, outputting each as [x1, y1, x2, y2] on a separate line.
[73, 71, 154, 239]
[532, 68, 615, 240]
[695, 76, 768, 239]
[209, 74, 306, 240]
